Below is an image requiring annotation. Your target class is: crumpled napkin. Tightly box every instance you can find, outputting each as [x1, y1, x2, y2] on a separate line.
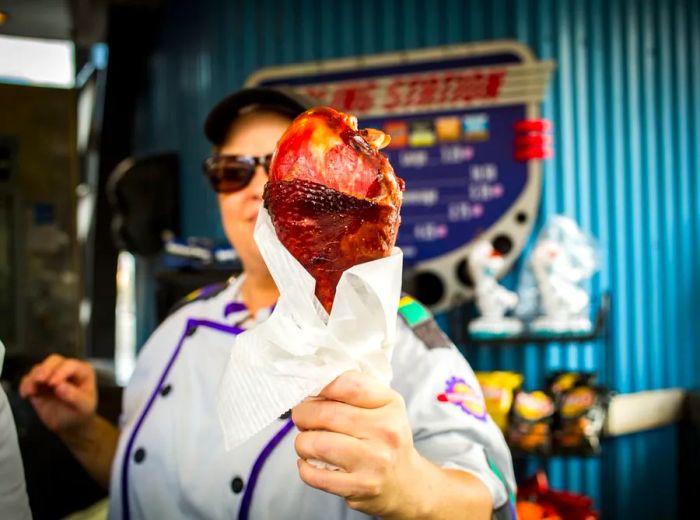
[217, 207, 403, 450]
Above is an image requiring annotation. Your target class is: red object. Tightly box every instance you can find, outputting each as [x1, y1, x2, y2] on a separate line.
[513, 119, 553, 162]
[514, 119, 552, 133]
[517, 470, 599, 520]
[516, 501, 561, 520]
[514, 147, 554, 162]
[515, 134, 553, 148]
[265, 106, 404, 313]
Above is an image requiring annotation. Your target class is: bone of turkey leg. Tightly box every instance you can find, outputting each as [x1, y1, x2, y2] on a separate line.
[264, 106, 404, 313]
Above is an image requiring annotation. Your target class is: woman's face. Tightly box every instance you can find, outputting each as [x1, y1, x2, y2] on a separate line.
[217, 110, 292, 269]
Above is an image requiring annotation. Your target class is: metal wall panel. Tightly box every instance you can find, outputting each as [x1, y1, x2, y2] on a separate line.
[134, 1, 700, 517]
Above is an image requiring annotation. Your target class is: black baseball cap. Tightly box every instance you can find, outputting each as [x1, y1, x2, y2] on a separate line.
[204, 86, 317, 145]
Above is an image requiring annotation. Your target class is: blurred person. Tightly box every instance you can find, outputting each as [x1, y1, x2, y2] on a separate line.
[20, 87, 515, 520]
[0, 340, 32, 519]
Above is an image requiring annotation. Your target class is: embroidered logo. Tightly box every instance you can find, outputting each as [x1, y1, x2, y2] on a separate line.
[437, 376, 487, 421]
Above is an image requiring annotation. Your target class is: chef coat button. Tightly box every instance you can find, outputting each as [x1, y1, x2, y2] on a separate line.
[231, 476, 244, 494]
[134, 448, 146, 463]
[186, 323, 198, 336]
[160, 384, 172, 397]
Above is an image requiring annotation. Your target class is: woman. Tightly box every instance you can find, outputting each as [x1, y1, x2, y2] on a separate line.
[20, 87, 515, 520]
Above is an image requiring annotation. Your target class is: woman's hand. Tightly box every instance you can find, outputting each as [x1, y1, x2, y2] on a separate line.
[19, 354, 98, 435]
[292, 371, 431, 519]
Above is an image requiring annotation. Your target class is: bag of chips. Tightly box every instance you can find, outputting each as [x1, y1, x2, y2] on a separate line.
[546, 371, 597, 403]
[552, 384, 610, 455]
[507, 390, 555, 455]
[476, 371, 524, 433]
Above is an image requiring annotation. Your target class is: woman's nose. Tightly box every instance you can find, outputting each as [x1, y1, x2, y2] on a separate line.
[249, 165, 267, 197]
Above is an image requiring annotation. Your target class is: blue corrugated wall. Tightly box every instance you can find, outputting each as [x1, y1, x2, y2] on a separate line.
[133, 1, 700, 518]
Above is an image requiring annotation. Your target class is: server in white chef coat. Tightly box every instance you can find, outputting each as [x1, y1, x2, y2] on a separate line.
[19, 87, 516, 520]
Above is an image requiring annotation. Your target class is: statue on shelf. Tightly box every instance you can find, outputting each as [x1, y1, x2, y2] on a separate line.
[468, 240, 523, 338]
[529, 216, 598, 335]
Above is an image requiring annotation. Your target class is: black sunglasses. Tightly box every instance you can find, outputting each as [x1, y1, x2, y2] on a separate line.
[202, 154, 273, 193]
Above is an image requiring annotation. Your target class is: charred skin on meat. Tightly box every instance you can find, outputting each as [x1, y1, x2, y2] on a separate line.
[264, 107, 404, 313]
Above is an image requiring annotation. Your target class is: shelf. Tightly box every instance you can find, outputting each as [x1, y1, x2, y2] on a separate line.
[604, 388, 686, 437]
[465, 293, 609, 347]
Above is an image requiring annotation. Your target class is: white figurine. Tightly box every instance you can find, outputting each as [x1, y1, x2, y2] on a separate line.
[530, 216, 597, 335]
[468, 240, 523, 338]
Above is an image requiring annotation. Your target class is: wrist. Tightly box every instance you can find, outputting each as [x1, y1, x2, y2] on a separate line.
[384, 452, 436, 520]
[56, 413, 98, 446]
[409, 456, 441, 520]
[55, 413, 119, 490]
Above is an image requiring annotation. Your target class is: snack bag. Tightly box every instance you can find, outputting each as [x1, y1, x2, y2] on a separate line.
[507, 390, 555, 455]
[546, 371, 596, 403]
[476, 371, 523, 432]
[553, 384, 610, 455]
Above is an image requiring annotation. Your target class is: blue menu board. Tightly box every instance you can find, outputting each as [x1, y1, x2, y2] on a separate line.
[250, 41, 554, 309]
[362, 105, 526, 266]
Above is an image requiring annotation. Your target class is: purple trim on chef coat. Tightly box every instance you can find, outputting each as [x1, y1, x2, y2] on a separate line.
[238, 418, 295, 520]
[224, 301, 247, 317]
[225, 301, 277, 320]
[120, 318, 244, 520]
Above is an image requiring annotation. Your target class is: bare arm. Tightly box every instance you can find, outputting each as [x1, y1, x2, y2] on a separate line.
[56, 414, 119, 489]
[19, 354, 119, 489]
[384, 460, 492, 520]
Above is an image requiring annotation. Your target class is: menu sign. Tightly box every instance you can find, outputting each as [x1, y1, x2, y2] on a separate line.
[248, 41, 554, 309]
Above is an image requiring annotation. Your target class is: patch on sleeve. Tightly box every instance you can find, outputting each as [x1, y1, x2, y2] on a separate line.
[437, 376, 488, 421]
[398, 295, 452, 349]
[166, 280, 230, 317]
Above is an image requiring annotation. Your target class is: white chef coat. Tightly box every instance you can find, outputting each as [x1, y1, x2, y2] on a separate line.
[108, 276, 516, 520]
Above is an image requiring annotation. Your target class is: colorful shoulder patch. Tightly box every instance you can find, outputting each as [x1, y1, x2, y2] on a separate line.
[437, 376, 488, 421]
[166, 280, 230, 317]
[437, 376, 487, 421]
[398, 295, 453, 349]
